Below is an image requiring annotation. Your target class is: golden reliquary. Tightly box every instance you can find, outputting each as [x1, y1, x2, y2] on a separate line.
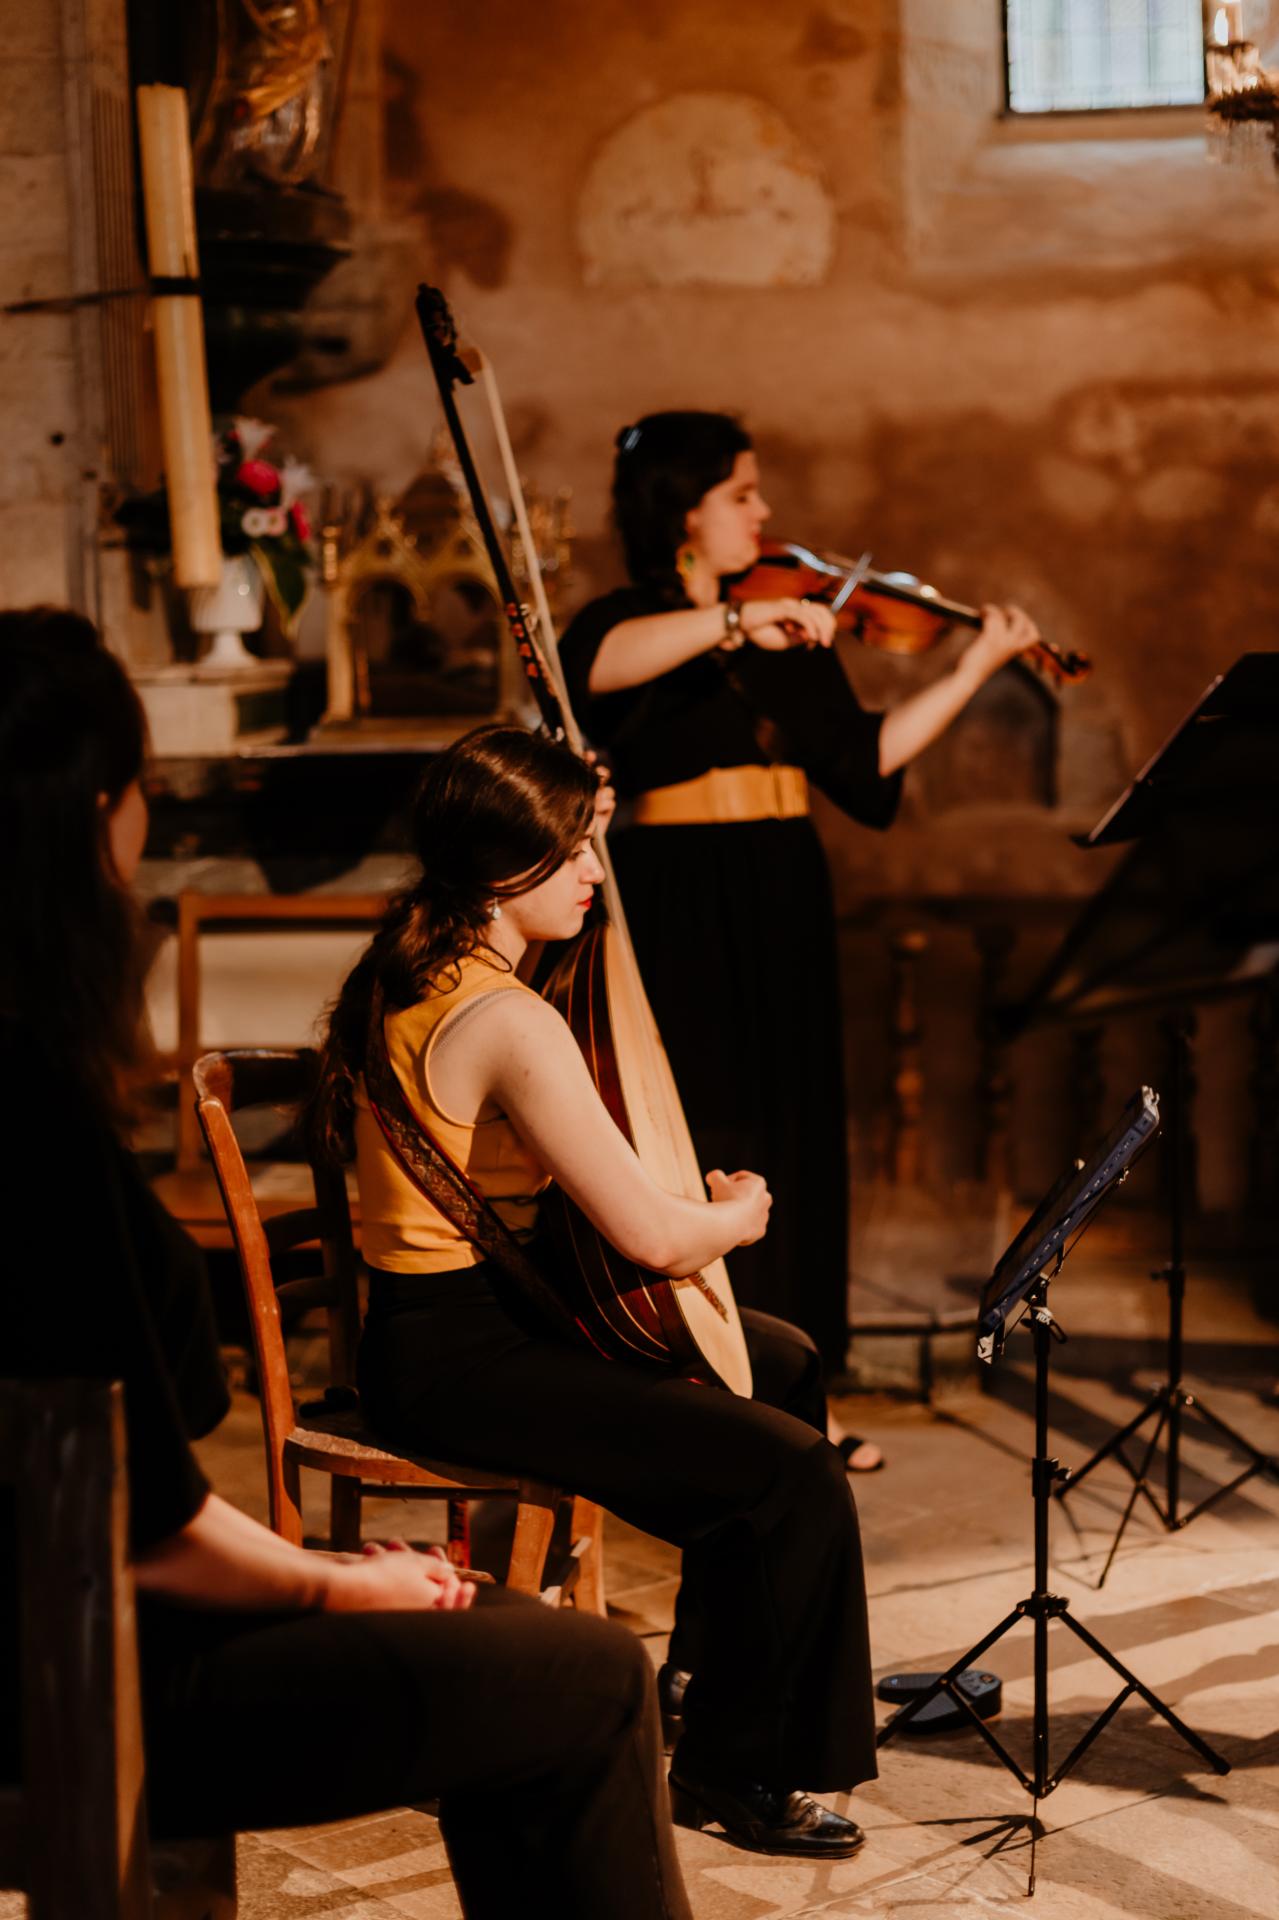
[318, 453, 573, 741]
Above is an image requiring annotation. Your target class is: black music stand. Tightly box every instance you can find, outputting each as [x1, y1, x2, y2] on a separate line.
[1010, 655, 1279, 1582]
[878, 1093, 1230, 1895]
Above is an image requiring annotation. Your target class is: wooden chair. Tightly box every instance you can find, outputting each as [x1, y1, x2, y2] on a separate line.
[0, 1379, 236, 1920]
[151, 892, 385, 1249]
[193, 1047, 605, 1610]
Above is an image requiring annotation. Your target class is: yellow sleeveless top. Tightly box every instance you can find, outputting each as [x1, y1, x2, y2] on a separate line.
[353, 952, 550, 1273]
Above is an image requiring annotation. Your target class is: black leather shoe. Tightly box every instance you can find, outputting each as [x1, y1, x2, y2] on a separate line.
[668, 1766, 866, 1859]
[656, 1664, 690, 1753]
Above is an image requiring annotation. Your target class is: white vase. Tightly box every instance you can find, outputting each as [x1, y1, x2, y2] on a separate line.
[190, 554, 265, 673]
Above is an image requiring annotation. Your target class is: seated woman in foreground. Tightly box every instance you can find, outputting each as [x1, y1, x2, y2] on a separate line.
[0, 608, 690, 1920]
[312, 722, 880, 1860]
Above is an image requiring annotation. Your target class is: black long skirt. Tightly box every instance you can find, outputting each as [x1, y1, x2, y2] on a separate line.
[611, 816, 850, 1370]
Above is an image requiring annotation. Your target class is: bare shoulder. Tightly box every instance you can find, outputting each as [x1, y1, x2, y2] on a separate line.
[441, 983, 572, 1061]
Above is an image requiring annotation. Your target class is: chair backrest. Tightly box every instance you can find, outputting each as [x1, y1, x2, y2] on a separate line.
[193, 1048, 362, 1543]
[0, 1379, 151, 1919]
[172, 894, 386, 1171]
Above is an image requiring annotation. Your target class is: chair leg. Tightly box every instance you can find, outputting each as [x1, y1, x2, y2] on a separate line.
[567, 1496, 607, 1617]
[506, 1483, 559, 1597]
[446, 1495, 472, 1568]
[329, 1476, 362, 1553]
[277, 1452, 304, 1546]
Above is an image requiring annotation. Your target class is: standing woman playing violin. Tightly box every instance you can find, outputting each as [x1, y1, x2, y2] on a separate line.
[560, 412, 1041, 1452]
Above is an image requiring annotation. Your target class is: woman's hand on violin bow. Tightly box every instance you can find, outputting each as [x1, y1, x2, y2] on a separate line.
[966, 604, 1042, 682]
[738, 598, 836, 652]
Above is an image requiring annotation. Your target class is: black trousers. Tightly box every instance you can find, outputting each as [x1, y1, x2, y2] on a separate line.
[359, 1269, 878, 1793]
[139, 1585, 690, 1920]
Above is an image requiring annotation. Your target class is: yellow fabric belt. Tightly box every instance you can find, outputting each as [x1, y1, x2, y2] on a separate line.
[631, 764, 809, 826]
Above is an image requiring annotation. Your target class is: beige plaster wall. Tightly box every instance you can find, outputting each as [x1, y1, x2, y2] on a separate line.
[3, 4, 1271, 1217]
[257, 0, 1279, 919]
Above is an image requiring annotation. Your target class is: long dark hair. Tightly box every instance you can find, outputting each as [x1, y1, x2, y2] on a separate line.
[0, 607, 150, 1130]
[310, 724, 596, 1163]
[612, 410, 753, 601]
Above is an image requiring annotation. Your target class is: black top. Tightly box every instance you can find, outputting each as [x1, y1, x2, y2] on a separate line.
[2, 1061, 228, 1549]
[2, 1038, 228, 1772]
[559, 583, 904, 830]
[2, 1031, 230, 1770]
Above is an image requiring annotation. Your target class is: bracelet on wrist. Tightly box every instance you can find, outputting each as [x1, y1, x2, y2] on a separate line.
[719, 601, 745, 651]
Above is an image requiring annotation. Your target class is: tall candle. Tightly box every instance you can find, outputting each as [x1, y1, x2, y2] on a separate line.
[135, 85, 221, 590]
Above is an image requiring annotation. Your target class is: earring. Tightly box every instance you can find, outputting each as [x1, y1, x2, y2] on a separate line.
[489, 901, 502, 921]
[677, 544, 696, 578]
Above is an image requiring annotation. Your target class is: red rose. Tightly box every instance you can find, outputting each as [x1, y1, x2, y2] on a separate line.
[237, 458, 279, 499]
[290, 501, 312, 542]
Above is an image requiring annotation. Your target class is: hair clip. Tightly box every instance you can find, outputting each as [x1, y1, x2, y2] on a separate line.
[619, 425, 642, 455]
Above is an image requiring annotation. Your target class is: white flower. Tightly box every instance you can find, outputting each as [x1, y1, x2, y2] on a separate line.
[233, 417, 275, 460]
[242, 507, 272, 537]
[278, 456, 315, 510]
[263, 507, 288, 536]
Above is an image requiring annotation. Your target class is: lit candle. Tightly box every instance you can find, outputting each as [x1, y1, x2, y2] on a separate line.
[135, 85, 221, 590]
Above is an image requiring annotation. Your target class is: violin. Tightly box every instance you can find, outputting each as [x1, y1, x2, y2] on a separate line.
[730, 540, 1091, 687]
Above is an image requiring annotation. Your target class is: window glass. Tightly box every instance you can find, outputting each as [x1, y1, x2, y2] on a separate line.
[1006, 0, 1206, 112]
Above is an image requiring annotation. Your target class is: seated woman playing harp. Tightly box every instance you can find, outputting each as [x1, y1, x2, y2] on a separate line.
[312, 722, 880, 1861]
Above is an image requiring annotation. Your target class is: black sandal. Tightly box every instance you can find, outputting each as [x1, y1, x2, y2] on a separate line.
[837, 1434, 885, 1473]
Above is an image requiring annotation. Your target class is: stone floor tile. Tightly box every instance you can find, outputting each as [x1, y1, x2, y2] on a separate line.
[269, 1809, 447, 1880]
[236, 1832, 402, 1916]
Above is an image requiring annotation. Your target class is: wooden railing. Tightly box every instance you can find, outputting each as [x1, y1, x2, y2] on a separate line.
[841, 896, 1279, 1226]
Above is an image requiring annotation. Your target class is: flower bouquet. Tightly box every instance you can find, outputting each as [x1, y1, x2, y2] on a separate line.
[215, 417, 315, 633]
[116, 416, 317, 648]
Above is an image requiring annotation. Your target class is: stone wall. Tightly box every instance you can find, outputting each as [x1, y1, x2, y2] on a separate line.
[4, 2, 1276, 1231]
[258, 0, 1279, 1221]
[0, 0, 79, 608]
[258, 0, 1279, 899]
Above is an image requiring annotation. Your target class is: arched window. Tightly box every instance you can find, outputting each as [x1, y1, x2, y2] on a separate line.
[1005, 0, 1207, 113]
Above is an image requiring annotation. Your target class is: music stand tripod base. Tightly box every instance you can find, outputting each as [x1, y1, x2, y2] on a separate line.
[885, 1106, 1232, 1897]
[878, 1293, 1229, 1893]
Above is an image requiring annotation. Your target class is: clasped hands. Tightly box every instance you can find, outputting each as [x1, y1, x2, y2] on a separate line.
[325, 1538, 477, 1613]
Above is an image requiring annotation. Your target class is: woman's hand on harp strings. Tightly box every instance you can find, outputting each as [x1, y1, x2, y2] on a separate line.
[706, 1168, 773, 1246]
